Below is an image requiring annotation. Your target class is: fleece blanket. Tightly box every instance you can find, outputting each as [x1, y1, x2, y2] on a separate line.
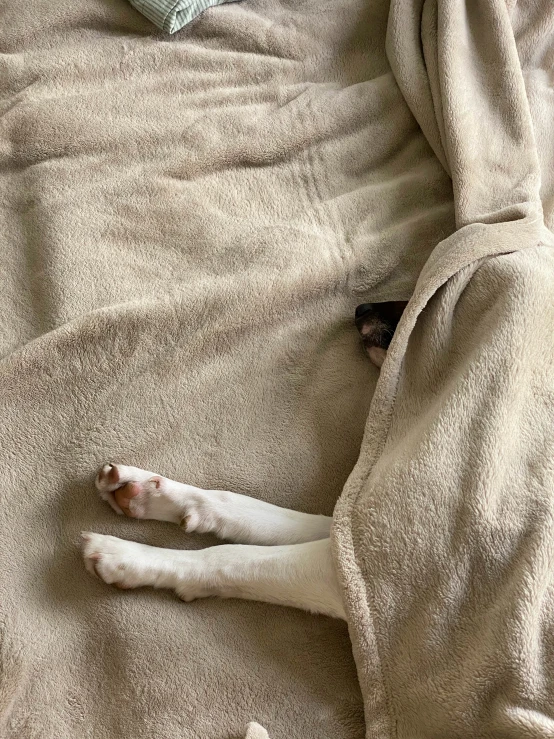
[0, 0, 450, 737]
[333, 0, 554, 737]
[0, 2, 552, 739]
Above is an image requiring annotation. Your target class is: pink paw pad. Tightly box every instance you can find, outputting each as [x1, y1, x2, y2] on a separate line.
[114, 482, 141, 516]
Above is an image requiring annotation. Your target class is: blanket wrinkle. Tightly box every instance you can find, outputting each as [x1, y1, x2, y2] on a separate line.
[333, 1, 554, 738]
[2, 2, 424, 736]
[2, 0, 554, 738]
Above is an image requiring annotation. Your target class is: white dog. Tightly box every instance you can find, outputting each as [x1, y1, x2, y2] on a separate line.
[81, 302, 406, 619]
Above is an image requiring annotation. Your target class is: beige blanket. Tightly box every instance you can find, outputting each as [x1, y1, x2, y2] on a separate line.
[1, 0, 553, 738]
[334, 0, 554, 737]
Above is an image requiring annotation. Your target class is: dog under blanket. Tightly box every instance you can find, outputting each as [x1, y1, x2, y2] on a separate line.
[333, 1, 554, 738]
[1, 0, 554, 738]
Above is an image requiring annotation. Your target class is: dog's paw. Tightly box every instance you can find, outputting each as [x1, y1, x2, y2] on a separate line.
[95, 463, 171, 519]
[94, 464, 223, 533]
[81, 532, 151, 589]
[82, 532, 209, 601]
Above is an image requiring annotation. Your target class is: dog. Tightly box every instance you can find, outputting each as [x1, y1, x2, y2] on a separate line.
[81, 302, 406, 620]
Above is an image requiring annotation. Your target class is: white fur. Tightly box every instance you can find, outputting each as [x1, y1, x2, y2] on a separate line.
[83, 465, 344, 619]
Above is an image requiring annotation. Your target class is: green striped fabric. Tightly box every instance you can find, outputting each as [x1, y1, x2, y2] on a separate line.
[129, 0, 239, 33]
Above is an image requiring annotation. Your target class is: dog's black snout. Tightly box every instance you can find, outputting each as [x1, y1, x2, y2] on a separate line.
[355, 303, 373, 321]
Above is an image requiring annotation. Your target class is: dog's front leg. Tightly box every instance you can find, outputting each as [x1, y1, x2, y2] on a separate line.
[94, 463, 332, 545]
[82, 534, 345, 619]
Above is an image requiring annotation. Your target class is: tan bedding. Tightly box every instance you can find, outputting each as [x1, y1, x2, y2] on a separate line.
[1, 0, 553, 737]
[334, 0, 554, 737]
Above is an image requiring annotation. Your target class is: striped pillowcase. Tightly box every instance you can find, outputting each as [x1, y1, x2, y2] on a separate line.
[129, 0, 239, 33]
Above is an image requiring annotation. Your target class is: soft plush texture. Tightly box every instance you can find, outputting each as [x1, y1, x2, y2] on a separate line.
[0, 0, 449, 737]
[1, 0, 553, 738]
[333, 0, 554, 737]
[128, 0, 239, 33]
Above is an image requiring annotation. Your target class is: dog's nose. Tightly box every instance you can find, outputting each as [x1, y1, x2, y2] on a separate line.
[355, 303, 373, 320]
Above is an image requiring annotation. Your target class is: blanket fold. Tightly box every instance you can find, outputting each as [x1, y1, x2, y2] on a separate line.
[333, 0, 554, 736]
[2, 0, 554, 737]
[2, 0, 434, 736]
